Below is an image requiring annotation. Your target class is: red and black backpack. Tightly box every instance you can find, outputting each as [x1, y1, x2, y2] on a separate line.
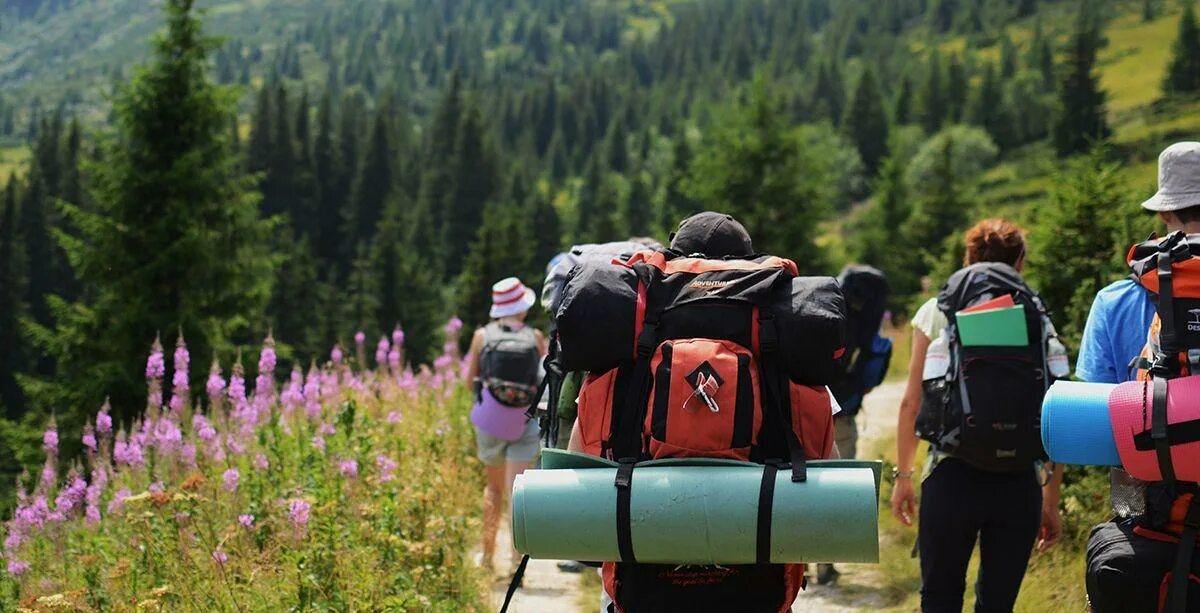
[1089, 232, 1200, 613]
[544, 249, 846, 613]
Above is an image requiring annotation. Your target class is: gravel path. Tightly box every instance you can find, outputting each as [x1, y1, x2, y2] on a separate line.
[489, 381, 907, 613]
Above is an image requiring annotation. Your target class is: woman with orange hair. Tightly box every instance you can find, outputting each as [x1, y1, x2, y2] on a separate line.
[891, 219, 1065, 612]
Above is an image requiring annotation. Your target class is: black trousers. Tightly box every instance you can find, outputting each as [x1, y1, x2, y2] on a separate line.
[918, 457, 1042, 613]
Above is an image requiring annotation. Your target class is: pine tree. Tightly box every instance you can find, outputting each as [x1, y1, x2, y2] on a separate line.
[902, 134, 968, 272]
[625, 172, 652, 237]
[685, 76, 830, 270]
[1054, 1, 1112, 157]
[18, 165, 55, 359]
[1028, 146, 1127, 341]
[999, 33, 1019, 79]
[345, 110, 393, 254]
[1164, 3, 1200, 95]
[263, 82, 298, 219]
[527, 189, 563, 270]
[575, 155, 603, 243]
[604, 118, 629, 173]
[859, 154, 918, 306]
[25, 0, 274, 426]
[292, 87, 318, 240]
[246, 84, 273, 177]
[442, 102, 497, 277]
[268, 229, 325, 363]
[313, 92, 343, 264]
[456, 202, 535, 340]
[842, 67, 890, 176]
[893, 74, 914, 125]
[968, 62, 1012, 150]
[945, 54, 968, 123]
[921, 52, 947, 135]
[59, 117, 82, 208]
[336, 245, 381, 342]
[661, 135, 697, 234]
[372, 199, 442, 365]
[812, 61, 845, 125]
[0, 176, 25, 418]
[416, 72, 463, 248]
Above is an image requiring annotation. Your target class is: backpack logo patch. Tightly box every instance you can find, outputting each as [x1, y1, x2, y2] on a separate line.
[1189, 309, 1200, 332]
[684, 362, 724, 413]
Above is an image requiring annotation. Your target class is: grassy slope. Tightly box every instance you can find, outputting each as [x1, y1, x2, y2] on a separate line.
[0, 146, 29, 182]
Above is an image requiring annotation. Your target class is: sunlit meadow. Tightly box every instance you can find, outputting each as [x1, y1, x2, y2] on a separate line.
[0, 319, 488, 611]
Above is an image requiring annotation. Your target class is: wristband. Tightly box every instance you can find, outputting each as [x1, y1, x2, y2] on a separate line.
[891, 467, 914, 480]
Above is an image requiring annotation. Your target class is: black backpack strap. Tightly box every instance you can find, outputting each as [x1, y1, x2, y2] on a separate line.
[1152, 377, 1178, 486]
[611, 267, 663, 460]
[498, 554, 530, 613]
[1166, 495, 1200, 613]
[758, 312, 807, 483]
[756, 463, 780, 565]
[614, 459, 637, 563]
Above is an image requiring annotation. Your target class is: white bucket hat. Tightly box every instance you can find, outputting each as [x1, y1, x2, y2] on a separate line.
[1142, 142, 1200, 212]
[490, 277, 536, 319]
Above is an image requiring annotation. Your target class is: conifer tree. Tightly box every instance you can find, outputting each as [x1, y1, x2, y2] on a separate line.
[575, 155, 603, 243]
[416, 72, 463, 247]
[625, 172, 652, 238]
[1164, 3, 1200, 95]
[812, 61, 845, 125]
[902, 135, 968, 272]
[686, 77, 829, 270]
[527, 189, 563, 269]
[372, 199, 441, 365]
[246, 84, 273, 177]
[1028, 146, 1126, 342]
[268, 229, 325, 362]
[859, 154, 918, 306]
[345, 111, 393, 254]
[968, 62, 1012, 150]
[842, 67, 890, 176]
[18, 166, 54, 355]
[292, 87, 318, 239]
[1054, 1, 1111, 157]
[893, 74, 914, 125]
[921, 52, 947, 135]
[262, 82, 298, 219]
[661, 135, 697, 234]
[604, 118, 629, 173]
[313, 92, 342, 264]
[945, 54, 968, 123]
[456, 202, 535, 339]
[25, 0, 274, 425]
[0, 177, 25, 418]
[442, 102, 497, 277]
[337, 245, 381, 342]
[999, 33, 1019, 79]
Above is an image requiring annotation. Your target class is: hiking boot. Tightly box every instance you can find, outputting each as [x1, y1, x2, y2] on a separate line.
[816, 564, 839, 586]
[556, 560, 585, 573]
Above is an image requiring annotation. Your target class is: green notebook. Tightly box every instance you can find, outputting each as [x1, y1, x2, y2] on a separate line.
[956, 304, 1028, 347]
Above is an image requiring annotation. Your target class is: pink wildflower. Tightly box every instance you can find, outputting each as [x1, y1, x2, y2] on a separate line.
[238, 514, 255, 529]
[339, 459, 358, 478]
[253, 453, 269, 471]
[95, 403, 113, 435]
[42, 427, 58, 454]
[81, 423, 97, 452]
[149, 481, 165, 494]
[375, 337, 390, 367]
[317, 423, 335, 436]
[386, 410, 402, 424]
[145, 338, 165, 379]
[330, 344, 343, 365]
[114, 437, 145, 467]
[108, 488, 131, 514]
[433, 354, 453, 371]
[376, 454, 397, 483]
[211, 547, 227, 564]
[6, 560, 29, 576]
[222, 468, 240, 492]
[388, 348, 401, 370]
[206, 360, 226, 404]
[392, 326, 405, 348]
[354, 330, 366, 346]
[311, 435, 325, 452]
[445, 316, 463, 335]
[288, 498, 311, 528]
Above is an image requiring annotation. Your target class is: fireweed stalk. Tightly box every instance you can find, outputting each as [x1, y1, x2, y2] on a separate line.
[0, 322, 486, 610]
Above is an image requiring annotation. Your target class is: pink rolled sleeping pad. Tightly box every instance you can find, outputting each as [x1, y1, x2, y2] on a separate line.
[1108, 376, 1200, 483]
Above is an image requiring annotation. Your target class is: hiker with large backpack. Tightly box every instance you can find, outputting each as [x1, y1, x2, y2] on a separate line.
[818, 264, 892, 586]
[465, 277, 547, 575]
[1082, 142, 1200, 613]
[556, 212, 847, 612]
[891, 219, 1066, 612]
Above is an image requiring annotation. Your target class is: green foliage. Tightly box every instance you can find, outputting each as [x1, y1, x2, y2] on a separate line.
[842, 68, 890, 177]
[1054, 0, 1112, 157]
[685, 77, 831, 271]
[0, 176, 25, 418]
[1027, 146, 1129, 346]
[456, 202, 537, 339]
[372, 201, 443, 366]
[24, 0, 275, 428]
[906, 125, 998, 198]
[860, 153, 920, 309]
[1164, 3, 1200, 95]
[902, 132, 972, 278]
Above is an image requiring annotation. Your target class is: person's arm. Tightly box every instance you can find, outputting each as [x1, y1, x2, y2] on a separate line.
[464, 329, 486, 389]
[567, 418, 584, 452]
[1038, 462, 1064, 552]
[890, 327, 932, 527]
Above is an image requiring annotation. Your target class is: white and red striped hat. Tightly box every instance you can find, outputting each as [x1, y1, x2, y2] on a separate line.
[490, 277, 536, 319]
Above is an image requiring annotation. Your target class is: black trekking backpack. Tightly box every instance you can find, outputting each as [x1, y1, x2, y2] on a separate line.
[829, 265, 892, 416]
[479, 323, 541, 407]
[915, 262, 1051, 473]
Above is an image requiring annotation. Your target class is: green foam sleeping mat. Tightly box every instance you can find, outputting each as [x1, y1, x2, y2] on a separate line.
[513, 450, 880, 565]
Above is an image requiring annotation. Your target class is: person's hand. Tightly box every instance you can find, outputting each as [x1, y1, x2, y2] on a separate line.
[1037, 498, 1062, 552]
[891, 477, 917, 527]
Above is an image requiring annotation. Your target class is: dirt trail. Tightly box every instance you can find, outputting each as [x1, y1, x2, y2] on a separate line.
[489, 382, 907, 613]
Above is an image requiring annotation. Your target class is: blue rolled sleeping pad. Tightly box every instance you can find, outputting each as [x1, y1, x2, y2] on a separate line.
[512, 449, 881, 565]
[1040, 380, 1122, 467]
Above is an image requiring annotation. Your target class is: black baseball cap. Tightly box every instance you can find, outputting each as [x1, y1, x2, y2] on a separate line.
[669, 212, 755, 258]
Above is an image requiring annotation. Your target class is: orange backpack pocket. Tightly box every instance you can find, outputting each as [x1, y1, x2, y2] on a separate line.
[576, 370, 619, 457]
[645, 339, 761, 460]
[788, 383, 836, 460]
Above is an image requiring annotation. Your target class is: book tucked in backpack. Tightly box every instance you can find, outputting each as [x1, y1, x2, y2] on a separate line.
[553, 249, 846, 613]
[915, 262, 1064, 473]
[1087, 232, 1200, 613]
[829, 265, 893, 416]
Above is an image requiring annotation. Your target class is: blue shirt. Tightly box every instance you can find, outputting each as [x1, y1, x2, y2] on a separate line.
[1075, 279, 1156, 384]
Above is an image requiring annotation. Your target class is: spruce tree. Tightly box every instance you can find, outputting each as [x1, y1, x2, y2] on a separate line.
[902, 135, 968, 272]
[18, 165, 55, 362]
[625, 172, 652, 238]
[372, 199, 441, 365]
[893, 74, 914, 126]
[246, 84, 273, 177]
[0, 177, 25, 418]
[661, 135, 697, 234]
[859, 154, 918, 306]
[263, 82, 298, 219]
[604, 118, 629, 173]
[685, 77, 829, 270]
[292, 87, 318, 240]
[968, 62, 1013, 150]
[1164, 3, 1200, 95]
[345, 110, 393, 254]
[442, 102, 497, 277]
[527, 189, 563, 269]
[575, 155, 603, 243]
[921, 52, 947, 135]
[25, 0, 274, 425]
[812, 61, 845, 125]
[1054, 1, 1112, 157]
[1028, 146, 1126, 341]
[842, 67, 890, 176]
[945, 54, 968, 123]
[313, 92, 343, 264]
[416, 72, 463, 248]
[268, 229, 325, 363]
[456, 202, 535, 340]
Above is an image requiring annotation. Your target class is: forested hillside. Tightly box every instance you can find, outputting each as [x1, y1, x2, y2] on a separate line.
[1, 0, 1199, 506]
